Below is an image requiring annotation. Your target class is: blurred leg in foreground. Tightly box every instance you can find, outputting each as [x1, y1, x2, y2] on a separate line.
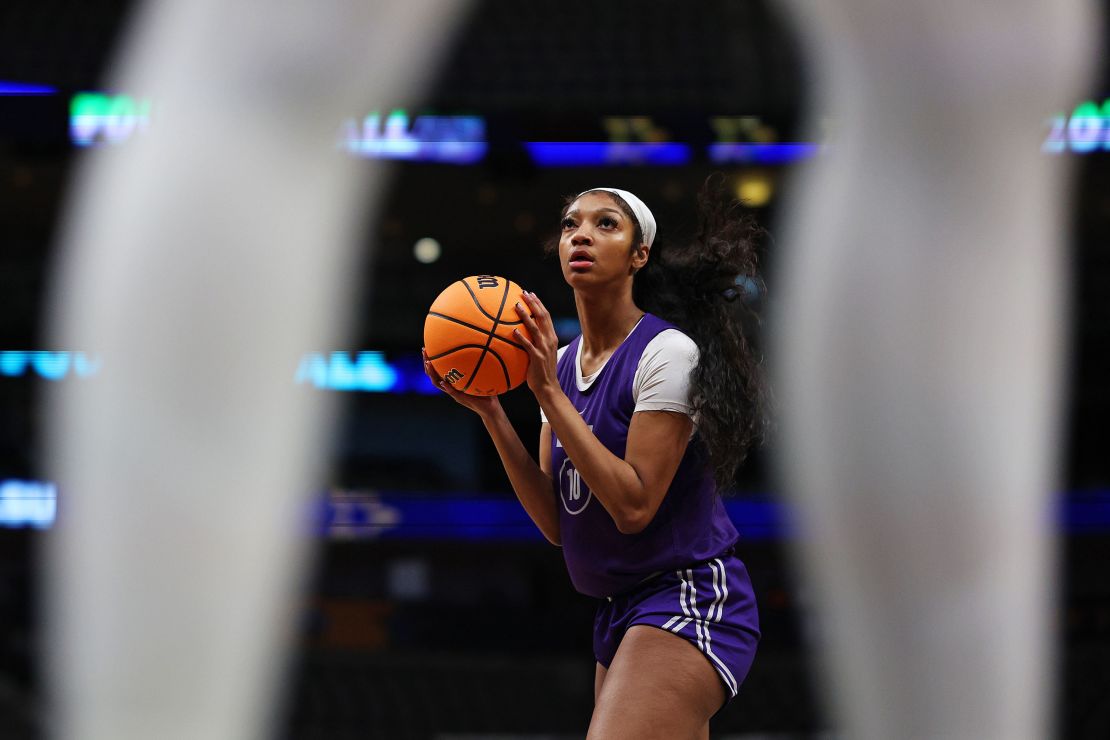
[773, 1, 1095, 737]
[45, 2, 468, 738]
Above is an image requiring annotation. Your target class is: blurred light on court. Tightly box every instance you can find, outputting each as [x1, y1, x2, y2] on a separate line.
[387, 558, 431, 600]
[0, 479, 56, 529]
[413, 237, 441, 263]
[734, 170, 774, 207]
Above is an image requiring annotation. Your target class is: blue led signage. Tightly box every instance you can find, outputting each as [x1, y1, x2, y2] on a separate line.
[70, 92, 152, 147]
[525, 142, 692, 167]
[1044, 99, 1110, 154]
[709, 142, 819, 165]
[0, 81, 56, 95]
[294, 352, 437, 394]
[0, 480, 56, 529]
[343, 110, 487, 164]
[0, 351, 101, 380]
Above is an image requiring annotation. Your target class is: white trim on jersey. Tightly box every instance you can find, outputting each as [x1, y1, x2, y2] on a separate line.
[539, 327, 698, 424]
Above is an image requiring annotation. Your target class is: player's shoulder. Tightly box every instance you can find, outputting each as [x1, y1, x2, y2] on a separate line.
[643, 327, 698, 361]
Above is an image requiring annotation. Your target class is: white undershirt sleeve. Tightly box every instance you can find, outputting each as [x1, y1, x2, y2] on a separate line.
[632, 329, 699, 419]
[539, 331, 699, 423]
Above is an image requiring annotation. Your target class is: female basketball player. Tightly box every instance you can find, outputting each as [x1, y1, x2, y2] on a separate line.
[423, 183, 767, 739]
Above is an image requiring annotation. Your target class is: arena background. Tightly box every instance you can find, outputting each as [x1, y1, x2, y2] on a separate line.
[0, 1, 1108, 737]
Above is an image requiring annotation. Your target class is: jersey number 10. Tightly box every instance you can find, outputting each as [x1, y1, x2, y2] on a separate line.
[565, 467, 582, 500]
[558, 459, 592, 515]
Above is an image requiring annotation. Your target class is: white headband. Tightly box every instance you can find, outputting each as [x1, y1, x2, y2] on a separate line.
[576, 187, 657, 247]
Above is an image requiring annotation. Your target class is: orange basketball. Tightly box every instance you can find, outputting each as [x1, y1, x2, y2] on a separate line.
[423, 275, 532, 396]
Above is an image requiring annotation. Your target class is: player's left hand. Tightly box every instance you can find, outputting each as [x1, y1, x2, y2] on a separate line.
[513, 291, 561, 400]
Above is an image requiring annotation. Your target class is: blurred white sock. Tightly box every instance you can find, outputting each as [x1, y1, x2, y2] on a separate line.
[46, 2, 470, 738]
[773, 1, 1096, 737]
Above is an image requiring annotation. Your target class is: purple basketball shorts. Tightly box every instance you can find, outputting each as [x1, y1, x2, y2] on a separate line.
[593, 551, 760, 701]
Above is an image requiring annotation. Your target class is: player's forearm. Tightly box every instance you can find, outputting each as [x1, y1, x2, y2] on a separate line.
[536, 388, 651, 533]
[479, 407, 561, 545]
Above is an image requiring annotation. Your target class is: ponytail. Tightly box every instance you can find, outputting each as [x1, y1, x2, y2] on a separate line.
[632, 177, 770, 490]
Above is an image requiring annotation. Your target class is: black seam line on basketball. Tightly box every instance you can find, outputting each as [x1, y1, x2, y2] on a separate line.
[425, 344, 491, 362]
[463, 280, 511, 392]
[461, 279, 523, 325]
[485, 346, 512, 389]
[427, 312, 525, 351]
[430, 346, 509, 389]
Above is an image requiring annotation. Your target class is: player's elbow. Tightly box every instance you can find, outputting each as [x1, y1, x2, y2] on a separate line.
[614, 504, 654, 535]
[612, 477, 658, 534]
[539, 519, 561, 546]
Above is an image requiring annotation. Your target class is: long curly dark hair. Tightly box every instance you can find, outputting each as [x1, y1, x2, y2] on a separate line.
[549, 178, 770, 490]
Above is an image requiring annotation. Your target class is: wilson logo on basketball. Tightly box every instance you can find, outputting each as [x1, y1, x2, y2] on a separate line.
[443, 368, 464, 384]
[476, 275, 499, 289]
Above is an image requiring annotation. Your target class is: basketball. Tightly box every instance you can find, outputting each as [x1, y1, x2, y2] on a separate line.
[423, 275, 532, 396]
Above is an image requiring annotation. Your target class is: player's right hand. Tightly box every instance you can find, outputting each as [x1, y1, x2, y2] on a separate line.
[422, 347, 500, 416]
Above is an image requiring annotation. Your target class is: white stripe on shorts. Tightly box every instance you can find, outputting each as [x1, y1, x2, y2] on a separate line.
[682, 565, 738, 697]
[709, 559, 724, 623]
[714, 558, 729, 623]
[678, 571, 693, 620]
[669, 572, 694, 635]
[685, 569, 707, 653]
[670, 617, 692, 633]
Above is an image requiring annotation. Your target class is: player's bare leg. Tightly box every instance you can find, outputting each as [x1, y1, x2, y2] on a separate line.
[773, 0, 1096, 737]
[588, 626, 721, 740]
[593, 662, 606, 703]
[594, 663, 709, 740]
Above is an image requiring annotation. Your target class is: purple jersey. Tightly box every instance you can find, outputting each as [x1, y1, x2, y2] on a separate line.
[550, 313, 740, 598]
